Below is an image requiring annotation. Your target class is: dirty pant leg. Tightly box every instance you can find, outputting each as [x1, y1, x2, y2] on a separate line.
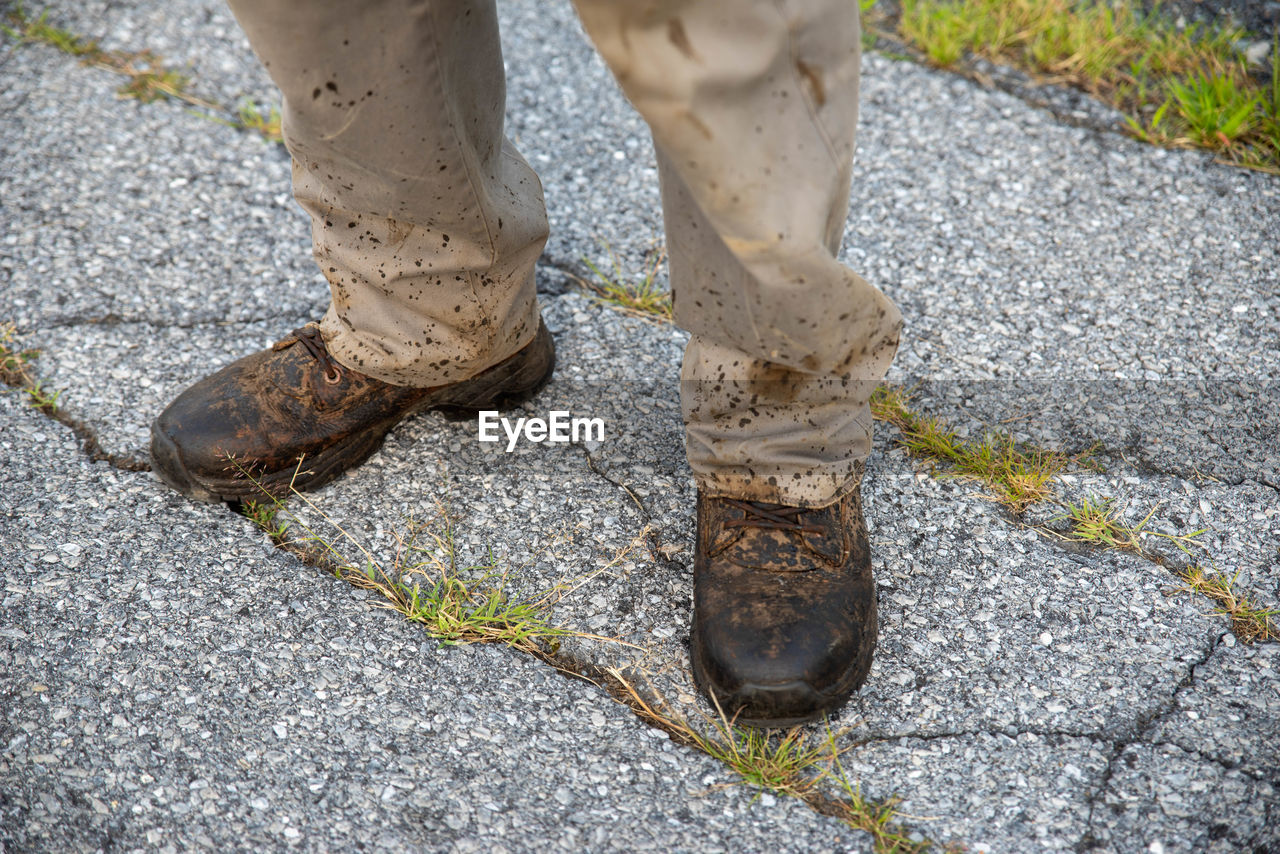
[226, 0, 547, 386]
[574, 0, 903, 507]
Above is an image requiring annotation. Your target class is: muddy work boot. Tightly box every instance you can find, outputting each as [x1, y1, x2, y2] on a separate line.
[150, 320, 554, 503]
[690, 485, 877, 727]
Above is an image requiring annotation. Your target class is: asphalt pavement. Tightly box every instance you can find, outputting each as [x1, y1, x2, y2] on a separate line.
[2, 0, 1278, 851]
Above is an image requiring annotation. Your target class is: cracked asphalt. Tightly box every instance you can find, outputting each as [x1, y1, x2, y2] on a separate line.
[2, 0, 1279, 851]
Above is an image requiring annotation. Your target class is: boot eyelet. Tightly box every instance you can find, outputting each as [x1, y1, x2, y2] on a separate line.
[323, 367, 342, 385]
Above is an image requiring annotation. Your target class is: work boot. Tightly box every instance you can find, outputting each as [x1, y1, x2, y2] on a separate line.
[690, 483, 877, 726]
[150, 320, 555, 503]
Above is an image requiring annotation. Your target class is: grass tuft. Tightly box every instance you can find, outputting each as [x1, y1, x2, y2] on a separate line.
[871, 385, 1075, 510]
[1167, 69, 1263, 149]
[232, 102, 284, 143]
[886, 0, 1280, 172]
[23, 380, 63, 413]
[0, 323, 61, 414]
[2, 7, 98, 55]
[0, 324, 39, 386]
[1050, 494, 1149, 550]
[689, 715, 833, 799]
[110, 52, 194, 104]
[576, 241, 674, 321]
[346, 517, 581, 654]
[1176, 566, 1279, 644]
[609, 671, 933, 852]
[242, 498, 291, 542]
[1046, 494, 1207, 556]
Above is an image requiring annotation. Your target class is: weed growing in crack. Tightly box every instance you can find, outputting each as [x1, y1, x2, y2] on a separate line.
[0, 323, 61, 414]
[609, 670, 829, 794]
[1049, 494, 1148, 550]
[822, 728, 936, 854]
[2, 6, 283, 143]
[208, 101, 284, 144]
[1176, 566, 1278, 644]
[609, 670, 935, 852]
[347, 516, 587, 654]
[232, 102, 283, 143]
[872, 385, 1277, 646]
[870, 385, 1079, 510]
[106, 51, 196, 104]
[233, 459, 636, 655]
[885, 0, 1279, 172]
[576, 240, 673, 321]
[687, 706, 836, 800]
[23, 380, 63, 414]
[1, 6, 98, 55]
[0, 324, 39, 385]
[3, 7, 212, 107]
[1044, 495, 1207, 557]
[242, 498, 291, 543]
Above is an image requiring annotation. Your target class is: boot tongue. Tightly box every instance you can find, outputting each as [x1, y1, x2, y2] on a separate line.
[714, 501, 846, 572]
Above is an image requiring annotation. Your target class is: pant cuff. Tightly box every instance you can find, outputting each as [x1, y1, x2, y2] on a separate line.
[693, 459, 865, 509]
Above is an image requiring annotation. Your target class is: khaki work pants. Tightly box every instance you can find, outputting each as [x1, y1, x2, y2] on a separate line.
[227, 0, 902, 507]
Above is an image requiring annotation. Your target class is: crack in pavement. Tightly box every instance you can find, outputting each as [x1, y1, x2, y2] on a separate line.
[59, 411, 151, 472]
[225, 502, 920, 841]
[847, 717, 1270, 783]
[874, 407, 1279, 645]
[23, 313, 314, 332]
[1097, 431, 1275, 492]
[579, 446, 651, 519]
[1074, 630, 1226, 852]
[2, 391, 151, 472]
[576, 447, 697, 599]
[1136, 737, 1275, 784]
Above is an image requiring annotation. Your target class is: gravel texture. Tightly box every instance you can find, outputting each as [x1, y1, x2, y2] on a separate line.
[2, 0, 1278, 850]
[1145, 0, 1280, 38]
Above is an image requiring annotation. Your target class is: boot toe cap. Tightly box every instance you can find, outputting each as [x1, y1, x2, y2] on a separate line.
[691, 608, 875, 726]
[149, 415, 223, 503]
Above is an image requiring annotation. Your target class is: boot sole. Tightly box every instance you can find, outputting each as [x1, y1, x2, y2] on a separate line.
[151, 320, 556, 503]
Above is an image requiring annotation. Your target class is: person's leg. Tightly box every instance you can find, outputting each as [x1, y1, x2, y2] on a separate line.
[231, 0, 547, 385]
[574, 0, 901, 724]
[151, 0, 554, 501]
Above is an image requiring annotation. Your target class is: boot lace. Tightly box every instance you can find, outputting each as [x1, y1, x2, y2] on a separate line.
[287, 326, 342, 384]
[723, 500, 823, 534]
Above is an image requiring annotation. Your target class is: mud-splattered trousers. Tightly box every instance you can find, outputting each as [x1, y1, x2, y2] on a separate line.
[226, 0, 902, 508]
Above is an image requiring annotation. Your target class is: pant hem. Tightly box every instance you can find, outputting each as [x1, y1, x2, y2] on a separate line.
[693, 459, 865, 509]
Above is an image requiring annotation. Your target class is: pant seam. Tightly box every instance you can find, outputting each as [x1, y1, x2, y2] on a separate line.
[425, 1, 499, 268]
[770, 0, 843, 174]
